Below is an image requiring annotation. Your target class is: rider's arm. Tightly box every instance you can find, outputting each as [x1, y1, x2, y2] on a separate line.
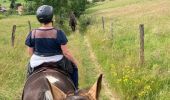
[58, 30, 78, 66]
[61, 44, 78, 66]
[25, 32, 34, 57]
[27, 47, 33, 57]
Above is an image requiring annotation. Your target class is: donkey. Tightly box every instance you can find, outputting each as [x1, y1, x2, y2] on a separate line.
[22, 65, 102, 100]
[69, 11, 77, 32]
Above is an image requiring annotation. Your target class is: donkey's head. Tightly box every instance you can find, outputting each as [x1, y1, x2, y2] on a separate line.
[48, 74, 103, 100]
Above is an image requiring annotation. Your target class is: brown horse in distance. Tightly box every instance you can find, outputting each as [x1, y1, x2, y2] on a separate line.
[22, 64, 102, 100]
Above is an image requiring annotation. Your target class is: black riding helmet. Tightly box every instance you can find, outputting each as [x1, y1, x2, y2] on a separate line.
[36, 5, 53, 24]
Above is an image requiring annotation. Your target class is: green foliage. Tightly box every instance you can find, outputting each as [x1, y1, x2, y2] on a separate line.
[79, 14, 93, 33]
[24, 0, 87, 17]
[24, 1, 36, 15]
[9, 0, 15, 9]
[109, 65, 168, 99]
[54, 16, 72, 35]
[93, 0, 105, 2]
[69, 0, 87, 17]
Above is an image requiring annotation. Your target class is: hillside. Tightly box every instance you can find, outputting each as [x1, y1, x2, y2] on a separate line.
[84, 0, 170, 99]
[0, 0, 169, 99]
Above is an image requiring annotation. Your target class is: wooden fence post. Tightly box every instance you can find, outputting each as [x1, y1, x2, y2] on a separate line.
[139, 24, 144, 66]
[102, 16, 105, 31]
[110, 22, 113, 39]
[28, 20, 31, 32]
[11, 25, 16, 47]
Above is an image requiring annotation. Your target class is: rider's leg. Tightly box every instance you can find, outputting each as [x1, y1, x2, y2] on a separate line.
[57, 57, 79, 89]
[70, 67, 79, 89]
[27, 62, 34, 78]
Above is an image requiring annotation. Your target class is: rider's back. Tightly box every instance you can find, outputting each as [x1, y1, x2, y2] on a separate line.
[26, 28, 68, 55]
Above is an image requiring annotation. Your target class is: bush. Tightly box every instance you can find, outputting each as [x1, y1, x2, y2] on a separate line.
[24, 1, 36, 15]
[3, 9, 18, 16]
[79, 14, 93, 33]
[24, 0, 87, 17]
[93, 0, 105, 2]
[54, 16, 72, 35]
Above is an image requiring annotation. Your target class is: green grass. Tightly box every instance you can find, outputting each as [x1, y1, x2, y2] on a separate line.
[0, 0, 170, 99]
[0, 15, 108, 99]
[0, 15, 39, 99]
[84, 0, 170, 99]
[86, 0, 160, 14]
[68, 33, 109, 99]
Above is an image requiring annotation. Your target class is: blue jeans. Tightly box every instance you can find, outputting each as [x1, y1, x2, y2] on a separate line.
[70, 67, 78, 89]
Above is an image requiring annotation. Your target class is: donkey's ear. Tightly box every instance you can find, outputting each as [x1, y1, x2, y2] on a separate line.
[50, 83, 67, 100]
[46, 78, 66, 100]
[88, 74, 103, 100]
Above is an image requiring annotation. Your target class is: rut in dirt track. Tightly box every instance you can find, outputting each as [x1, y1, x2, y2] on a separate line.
[84, 36, 120, 100]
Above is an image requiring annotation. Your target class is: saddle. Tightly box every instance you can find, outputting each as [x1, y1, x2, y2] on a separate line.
[25, 62, 76, 92]
[28, 55, 75, 78]
[29, 62, 69, 79]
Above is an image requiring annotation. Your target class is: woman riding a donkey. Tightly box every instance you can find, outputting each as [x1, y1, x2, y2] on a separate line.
[25, 5, 79, 89]
[23, 5, 102, 100]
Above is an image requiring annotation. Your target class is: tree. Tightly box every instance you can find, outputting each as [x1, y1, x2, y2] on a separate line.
[10, 0, 15, 9]
[24, 0, 87, 17]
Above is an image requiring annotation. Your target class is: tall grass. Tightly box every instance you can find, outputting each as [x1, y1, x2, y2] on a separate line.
[68, 33, 109, 99]
[84, 0, 170, 99]
[0, 0, 170, 99]
[0, 15, 39, 99]
[0, 15, 108, 99]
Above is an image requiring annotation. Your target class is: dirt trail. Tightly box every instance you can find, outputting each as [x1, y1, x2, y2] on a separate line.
[84, 36, 120, 100]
